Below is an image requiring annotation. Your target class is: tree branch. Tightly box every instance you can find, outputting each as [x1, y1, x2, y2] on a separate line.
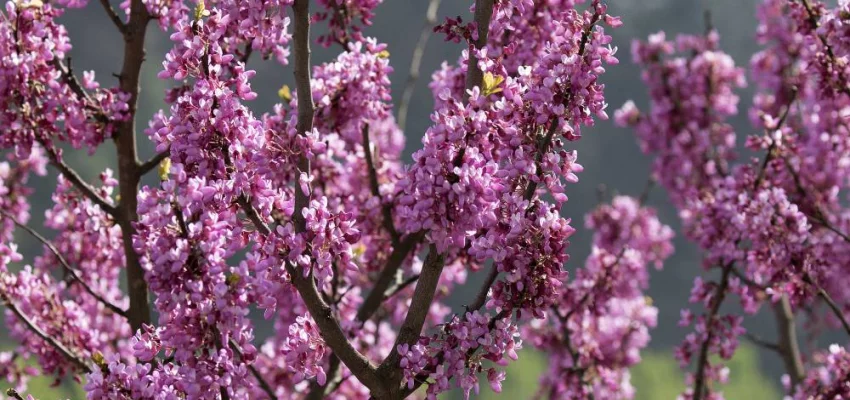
[0, 211, 127, 318]
[0, 294, 91, 373]
[138, 149, 170, 176]
[772, 295, 805, 388]
[229, 339, 277, 400]
[355, 232, 423, 323]
[286, 0, 384, 395]
[291, 0, 316, 235]
[284, 262, 383, 393]
[814, 282, 850, 337]
[362, 125, 399, 244]
[463, 0, 495, 101]
[743, 332, 780, 353]
[41, 144, 118, 218]
[692, 263, 733, 400]
[465, 265, 498, 312]
[99, 0, 128, 34]
[384, 273, 420, 300]
[397, 0, 442, 132]
[377, 245, 446, 390]
[115, 0, 153, 333]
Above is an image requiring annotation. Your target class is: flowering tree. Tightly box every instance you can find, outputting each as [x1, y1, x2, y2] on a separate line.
[0, 0, 847, 399]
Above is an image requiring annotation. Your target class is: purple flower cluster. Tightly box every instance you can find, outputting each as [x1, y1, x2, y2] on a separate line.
[529, 196, 674, 399]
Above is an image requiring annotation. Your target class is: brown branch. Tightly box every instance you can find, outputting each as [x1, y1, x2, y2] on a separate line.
[753, 88, 797, 190]
[291, 0, 317, 235]
[812, 281, 850, 337]
[377, 245, 445, 393]
[743, 332, 780, 353]
[773, 295, 805, 387]
[384, 273, 420, 299]
[0, 294, 91, 373]
[99, 0, 127, 34]
[0, 211, 127, 318]
[465, 265, 498, 313]
[286, 0, 384, 395]
[692, 263, 733, 400]
[462, 0, 495, 101]
[397, 0, 442, 131]
[362, 125, 399, 244]
[308, 232, 422, 398]
[5, 389, 25, 400]
[138, 149, 170, 176]
[523, 119, 560, 201]
[53, 58, 96, 108]
[284, 262, 383, 393]
[237, 196, 271, 236]
[41, 144, 118, 218]
[355, 232, 423, 323]
[115, 0, 153, 333]
[229, 339, 277, 400]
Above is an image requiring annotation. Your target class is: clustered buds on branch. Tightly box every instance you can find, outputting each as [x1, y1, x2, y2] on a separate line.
[0, 0, 849, 399]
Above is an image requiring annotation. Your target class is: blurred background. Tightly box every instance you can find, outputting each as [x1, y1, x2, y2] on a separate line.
[3, 0, 824, 398]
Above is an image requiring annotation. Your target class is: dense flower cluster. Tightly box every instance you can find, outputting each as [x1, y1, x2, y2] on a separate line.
[528, 196, 674, 399]
[4, 0, 850, 399]
[618, 0, 850, 398]
[0, 1, 128, 156]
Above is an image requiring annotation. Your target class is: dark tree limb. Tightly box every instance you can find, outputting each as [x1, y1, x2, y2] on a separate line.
[115, 0, 154, 334]
[41, 144, 118, 218]
[0, 210, 127, 318]
[772, 295, 805, 387]
[0, 294, 91, 373]
[229, 339, 277, 400]
[377, 245, 446, 395]
[138, 149, 170, 176]
[463, 0, 496, 101]
[286, 0, 385, 396]
[465, 265, 498, 313]
[99, 0, 128, 34]
[362, 125, 399, 244]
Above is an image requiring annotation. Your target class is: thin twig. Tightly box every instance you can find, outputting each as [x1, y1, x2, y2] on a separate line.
[813, 281, 850, 337]
[0, 294, 91, 373]
[0, 211, 127, 317]
[362, 125, 399, 244]
[138, 149, 170, 176]
[41, 144, 118, 218]
[693, 263, 734, 400]
[753, 88, 797, 190]
[384, 273, 421, 299]
[743, 332, 781, 353]
[772, 295, 805, 387]
[730, 267, 768, 291]
[397, 0, 442, 132]
[463, 0, 496, 101]
[229, 339, 277, 400]
[355, 232, 424, 323]
[98, 0, 128, 34]
[5, 389, 25, 400]
[465, 265, 498, 313]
